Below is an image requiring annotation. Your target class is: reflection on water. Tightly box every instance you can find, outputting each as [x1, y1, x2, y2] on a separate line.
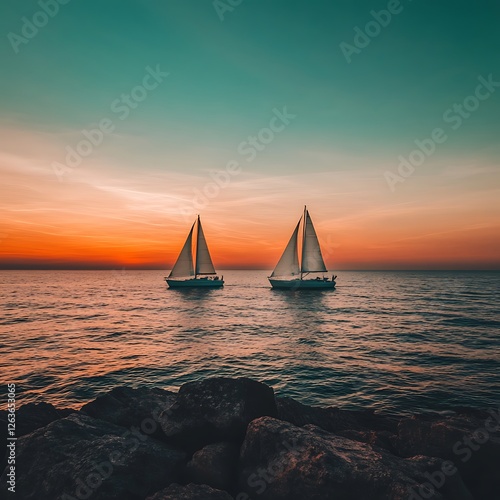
[0, 270, 499, 413]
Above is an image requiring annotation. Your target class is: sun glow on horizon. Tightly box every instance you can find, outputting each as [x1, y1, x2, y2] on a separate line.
[1, 126, 499, 271]
[1, 1, 499, 271]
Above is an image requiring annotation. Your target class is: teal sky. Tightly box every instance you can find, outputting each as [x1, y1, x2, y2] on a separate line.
[2, 0, 499, 167]
[1, 0, 499, 269]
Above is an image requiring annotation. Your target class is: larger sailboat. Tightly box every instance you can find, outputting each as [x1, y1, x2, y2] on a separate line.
[269, 206, 336, 290]
[165, 216, 224, 288]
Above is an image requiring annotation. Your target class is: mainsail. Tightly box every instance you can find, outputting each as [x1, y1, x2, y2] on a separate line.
[168, 222, 195, 278]
[270, 220, 301, 277]
[301, 209, 327, 273]
[195, 217, 216, 275]
[271, 207, 328, 277]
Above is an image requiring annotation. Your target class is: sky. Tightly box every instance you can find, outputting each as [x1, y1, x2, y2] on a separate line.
[0, 0, 499, 270]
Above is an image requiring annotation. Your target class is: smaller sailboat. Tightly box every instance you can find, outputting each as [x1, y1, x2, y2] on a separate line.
[166, 216, 224, 288]
[269, 206, 336, 290]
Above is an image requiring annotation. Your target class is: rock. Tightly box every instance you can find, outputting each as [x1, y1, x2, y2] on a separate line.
[18, 402, 75, 436]
[146, 483, 234, 499]
[185, 441, 240, 492]
[1, 402, 75, 472]
[238, 417, 473, 500]
[81, 386, 176, 440]
[277, 396, 399, 434]
[277, 396, 400, 452]
[2, 379, 497, 499]
[394, 409, 500, 499]
[0, 412, 187, 500]
[159, 378, 277, 450]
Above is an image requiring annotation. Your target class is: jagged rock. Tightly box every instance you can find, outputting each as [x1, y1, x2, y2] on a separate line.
[277, 396, 400, 452]
[1, 402, 74, 439]
[146, 483, 234, 499]
[185, 441, 240, 492]
[0, 412, 187, 500]
[394, 409, 500, 499]
[238, 416, 473, 500]
[159, 378, 277, 450]
[1, 402, 75, 472]
[2, 378, 498, 499]
[81, 386, 176, 440]
[277, 396, 399, 434]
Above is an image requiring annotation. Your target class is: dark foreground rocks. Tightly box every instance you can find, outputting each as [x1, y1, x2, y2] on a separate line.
[1, 377, 499, 500]
[81, 386, 176, 441]
[239, 417, 472, 500]
[185, 441, 239, 491]
[1, 412, 186, 500]
[159, 377, 278, 450]
[146, 483, 233, 499]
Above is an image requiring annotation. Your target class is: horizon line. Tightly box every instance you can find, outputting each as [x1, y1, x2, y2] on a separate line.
[0, 268, 499, 272]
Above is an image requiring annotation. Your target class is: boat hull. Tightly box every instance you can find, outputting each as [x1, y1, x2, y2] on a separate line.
[269, 278, 336, 290]
[166, 278, 224, 288]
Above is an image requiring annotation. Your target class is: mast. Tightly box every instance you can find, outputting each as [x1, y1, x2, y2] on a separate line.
[300, 205, 307, 280]
[194, 215, 200, 279]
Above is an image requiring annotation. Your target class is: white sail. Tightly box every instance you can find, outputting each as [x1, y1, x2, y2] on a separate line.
[271, 220, 301, 277]
[195, 217, 216, 275]
[169, 222, 195, 278]
[301, 210, 327, 273]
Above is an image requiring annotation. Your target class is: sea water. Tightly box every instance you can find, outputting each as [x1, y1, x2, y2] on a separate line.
[1, 270, 498, 413]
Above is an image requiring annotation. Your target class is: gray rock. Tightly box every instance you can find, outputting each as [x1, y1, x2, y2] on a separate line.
[81, 386, 176, 440]
[186, 441, 240, 492]
[0, 402, 74, 440]
[1, 402, 75, 472]
[238, 416, 473, 500]
[0, 412, 187, 500]
[159, 378, 277, 450]
[277, 396, 399, 433]
[277, 396, 400, 452]
[146, 483, 234, 499]
[394, 409, 500, 499]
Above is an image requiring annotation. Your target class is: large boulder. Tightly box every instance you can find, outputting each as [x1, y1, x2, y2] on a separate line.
[238, 417, 473, 500]
[81, 386, 176, 440]
[185, 441, 240, 492]
[0, 412, 187, 500]
[277, 396, 399, 452]
[277, 396, 399, 433]
[1, 402, 75, 471]
[394, 409, 500, 499]
[159, 378, 277, 450]
[0, 402, 74, 440]
[146, 483, 234, 499]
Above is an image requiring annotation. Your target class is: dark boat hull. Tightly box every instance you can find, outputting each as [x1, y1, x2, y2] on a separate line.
[269, 278, 336, 290]
[166, 278, 224, 288]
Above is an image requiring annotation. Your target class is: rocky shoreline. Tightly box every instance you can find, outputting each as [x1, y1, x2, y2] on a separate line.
[1, 377, 499, 499]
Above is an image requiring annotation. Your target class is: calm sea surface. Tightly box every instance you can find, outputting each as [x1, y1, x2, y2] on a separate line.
[1, 270, 499, 414]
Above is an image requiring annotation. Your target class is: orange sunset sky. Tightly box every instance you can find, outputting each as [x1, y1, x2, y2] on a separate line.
[1, 124, 499, 270]
[1, 2, 499, 270]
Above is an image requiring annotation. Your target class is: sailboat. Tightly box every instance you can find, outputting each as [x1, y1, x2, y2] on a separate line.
[165, 216, 224, 288]
[268, 206, 336, 289]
